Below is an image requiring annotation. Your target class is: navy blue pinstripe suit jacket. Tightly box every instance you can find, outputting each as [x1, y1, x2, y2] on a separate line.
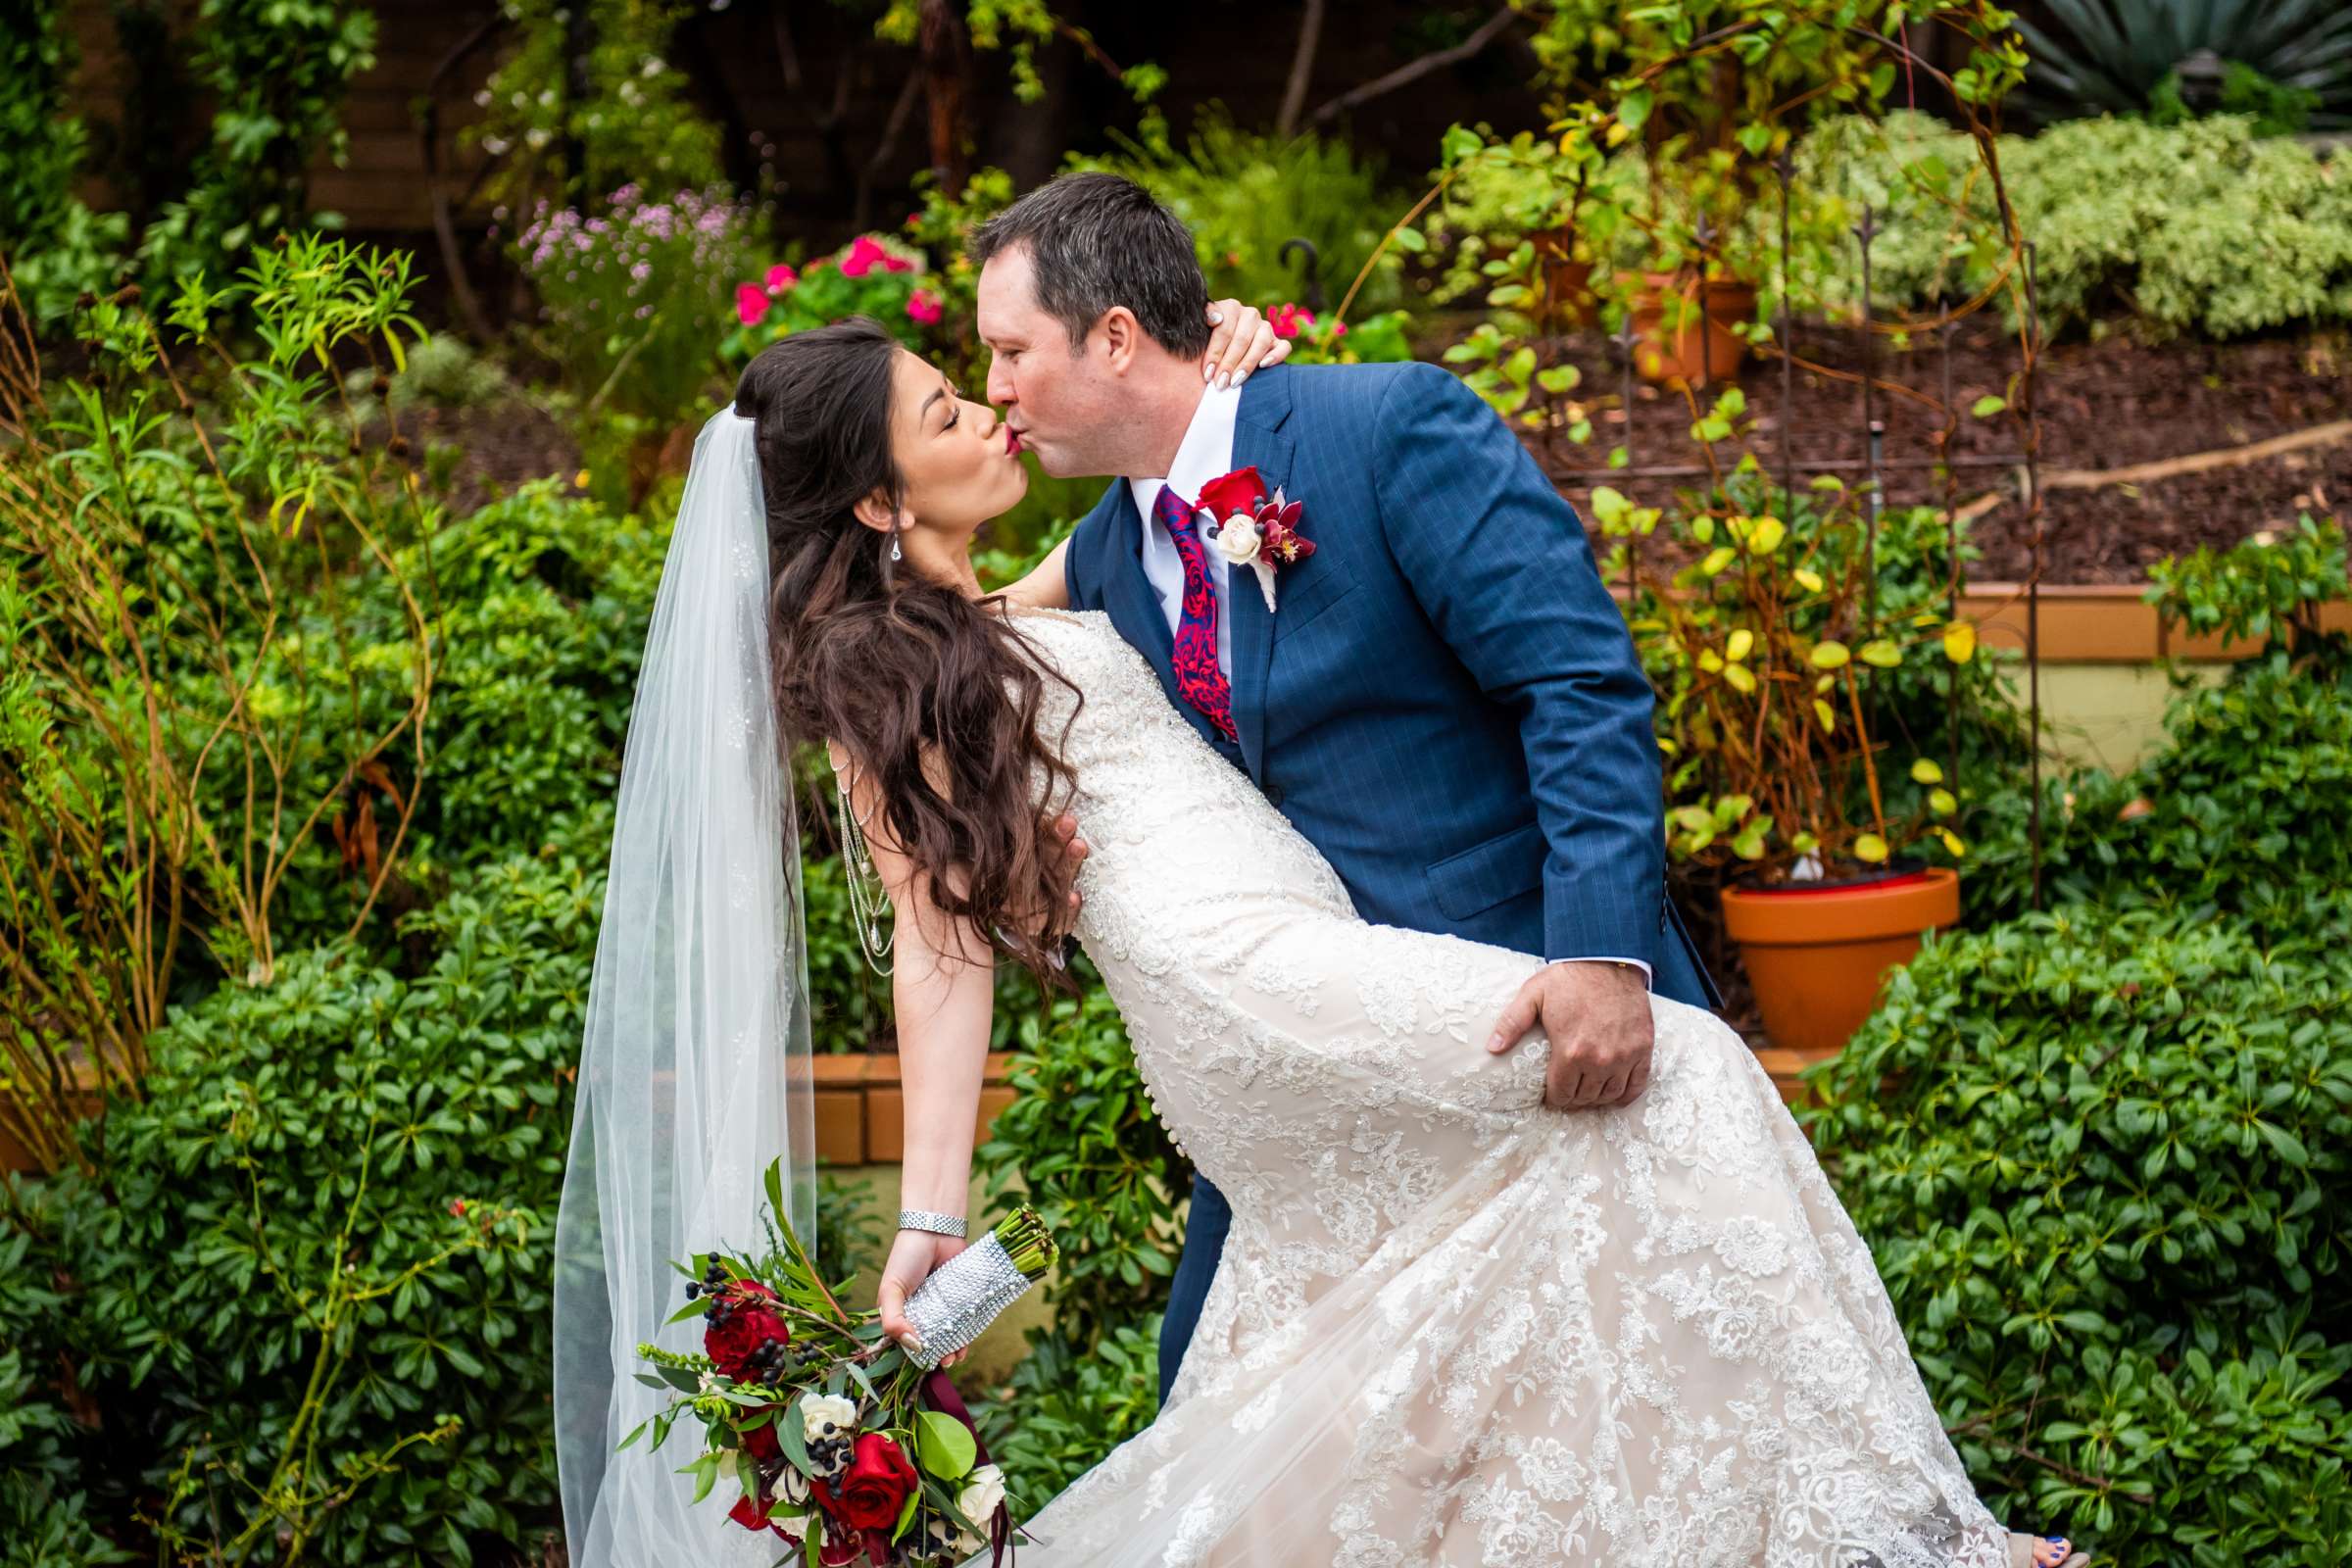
[1060, 359, 1720, 1401]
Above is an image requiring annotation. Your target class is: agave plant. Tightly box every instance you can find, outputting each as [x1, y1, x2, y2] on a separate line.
[2015, 0, 2352, 126]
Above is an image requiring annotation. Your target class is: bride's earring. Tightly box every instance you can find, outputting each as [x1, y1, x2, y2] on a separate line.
[889, 521, 903, 564]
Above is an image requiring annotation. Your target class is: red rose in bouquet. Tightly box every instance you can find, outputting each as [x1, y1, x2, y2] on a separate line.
[739, 1404, 783, 1462]
[811, 1431, 919, 1532]
[704, 1278, 790, 1381]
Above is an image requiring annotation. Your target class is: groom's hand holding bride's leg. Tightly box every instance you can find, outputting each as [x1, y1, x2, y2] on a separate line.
[1484, 960, 1655, 1111]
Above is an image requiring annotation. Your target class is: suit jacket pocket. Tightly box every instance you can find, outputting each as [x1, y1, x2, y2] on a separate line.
[1268, 553, 1359, 639]
[1425, 821, 1546, 921]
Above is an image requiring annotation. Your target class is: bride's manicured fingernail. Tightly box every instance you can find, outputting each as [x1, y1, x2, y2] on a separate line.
[1485, 1033, 1504, 1053]
[1203, 363, 1214, 381]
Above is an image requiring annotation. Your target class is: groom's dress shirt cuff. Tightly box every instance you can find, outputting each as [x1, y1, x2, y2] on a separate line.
[1551, 956, 1654, 989]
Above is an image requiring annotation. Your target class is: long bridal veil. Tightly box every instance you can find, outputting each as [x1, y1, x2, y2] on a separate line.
[552, 405, 817, 1568]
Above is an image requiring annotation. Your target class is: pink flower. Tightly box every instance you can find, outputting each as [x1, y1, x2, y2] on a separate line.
[736, 283, 769, 325]
[765, 262, 799, 293]
[840, 235, 888, 278]
[906, 289, 943, 326]
[1268, 303, 1315, 339]
[881, 255, 912, 273]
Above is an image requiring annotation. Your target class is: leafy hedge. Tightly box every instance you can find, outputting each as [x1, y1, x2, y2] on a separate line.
[29, 855, 596, 1566]
[1798, 111, 2352, 337]
[1810, 523, 2352, 1561]
[968, 962, 1183, 1506]
[1808, 907, 2352, 1560]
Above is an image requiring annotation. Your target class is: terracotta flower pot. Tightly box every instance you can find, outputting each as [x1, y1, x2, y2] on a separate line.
[1532, 226, 1599, 328]
[1627, 270, 1754, 387]
[1720, 865, 1960, 1056]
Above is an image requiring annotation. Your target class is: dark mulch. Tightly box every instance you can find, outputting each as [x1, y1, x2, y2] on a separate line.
[363, 399, 583, 517]
[1515, 318, 2352, 583]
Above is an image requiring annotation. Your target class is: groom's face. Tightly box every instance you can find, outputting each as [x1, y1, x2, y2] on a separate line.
[976, 245, 1122, 478]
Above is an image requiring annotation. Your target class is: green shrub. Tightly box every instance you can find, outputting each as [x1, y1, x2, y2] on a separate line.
[464, 0, 727, 210]
[1072, 107, 1407, 317]
[0, 1208, 134, 1568]
[400, 481, 665, 875]
[1797, 111, 2352, 337]
[969, 961, 1183, 1500]
[1805, 906, 2352, 1556]
[972, 1313, 1161, 1513]
[1965, 519, 2351, 932]
[0, 0, 129, 332]
[135, 0, 378, 292]
[47, 853, 599, 1566]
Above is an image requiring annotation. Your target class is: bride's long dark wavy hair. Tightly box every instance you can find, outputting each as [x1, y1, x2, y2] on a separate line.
[734, 318, 1082, 981]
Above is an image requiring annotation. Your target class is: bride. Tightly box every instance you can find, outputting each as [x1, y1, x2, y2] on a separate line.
[551, 309, 2087, 1568]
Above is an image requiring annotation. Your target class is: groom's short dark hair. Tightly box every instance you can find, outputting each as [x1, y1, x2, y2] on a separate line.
[969, 172, 1212, 360]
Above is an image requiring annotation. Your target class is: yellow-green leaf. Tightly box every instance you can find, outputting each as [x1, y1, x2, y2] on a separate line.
[1858, 639, 1902, 668]
[1699, 545, 1739, 576]
[1697, 649, 1726, 673]
[1809, 641, 1850, 670]
[1942, 621, 1978, 663]
[1813, 698, 1837, 730]
[1691, 515, 1715, 544]
[1725, 628, 1753, 662]
[1937, 827, 1968, 857]
[1793, 567, 1825, 593]
[1746, 514, 1787, 555]
[1930, 788, 1958, 815]
[1910, 759, 1944, 785]
[1815, 673, 1837, 694]
[1853, 833, 1890, 862]
[1723, 662, 1757, 694]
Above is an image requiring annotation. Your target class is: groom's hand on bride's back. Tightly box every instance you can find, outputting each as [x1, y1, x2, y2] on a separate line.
[1484, 961, 1655, 1110]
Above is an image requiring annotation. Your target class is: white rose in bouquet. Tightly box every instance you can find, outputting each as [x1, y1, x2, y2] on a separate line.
[957, 1461, 1007, 1526]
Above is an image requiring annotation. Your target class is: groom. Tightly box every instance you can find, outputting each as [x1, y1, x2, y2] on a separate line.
[970, 172, 1721, 1406]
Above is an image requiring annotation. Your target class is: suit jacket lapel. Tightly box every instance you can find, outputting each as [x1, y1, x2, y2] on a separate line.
[1099, 481, 1223, 752]
[1228, 370, 1296, 779]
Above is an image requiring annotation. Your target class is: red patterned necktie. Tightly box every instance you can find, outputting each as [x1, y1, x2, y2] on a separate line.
[1152, 482, 1236, 742]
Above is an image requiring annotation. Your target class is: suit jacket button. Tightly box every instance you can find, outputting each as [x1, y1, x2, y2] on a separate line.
[1263, 783, 1285, 808]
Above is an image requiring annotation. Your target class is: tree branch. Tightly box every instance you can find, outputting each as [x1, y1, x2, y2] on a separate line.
[1309, 6, 1518, 127]
[1276, 0, 1327, 139]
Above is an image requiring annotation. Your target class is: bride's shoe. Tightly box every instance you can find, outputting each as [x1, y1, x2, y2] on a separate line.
[2008, 1531, 2090, 1568]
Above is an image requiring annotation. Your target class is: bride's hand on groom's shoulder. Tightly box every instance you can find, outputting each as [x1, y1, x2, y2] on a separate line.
[1484, 961, 1656, 1112]
[878, 1228, 973, 1369]
[1200, 300, 1293, 390]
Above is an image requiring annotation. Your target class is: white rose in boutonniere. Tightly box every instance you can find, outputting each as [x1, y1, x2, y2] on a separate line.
[957, 1461, 1007, 1526]
[1193, 466, 1315, 613]
[1211, 514, 1261, 566]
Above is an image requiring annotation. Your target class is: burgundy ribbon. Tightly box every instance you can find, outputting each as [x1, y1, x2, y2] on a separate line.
[920, 1370, 1018, 1566]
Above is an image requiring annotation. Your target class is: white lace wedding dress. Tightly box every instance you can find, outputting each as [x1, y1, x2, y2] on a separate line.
[988, 608, 2006, 1568]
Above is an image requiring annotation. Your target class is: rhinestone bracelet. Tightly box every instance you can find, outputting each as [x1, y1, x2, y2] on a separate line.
[898, 1208, 967, 1239]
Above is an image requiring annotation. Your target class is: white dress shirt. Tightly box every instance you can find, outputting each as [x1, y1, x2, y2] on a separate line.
[1119, 383, 1651, 987]
[1126, 380, 1244, 678]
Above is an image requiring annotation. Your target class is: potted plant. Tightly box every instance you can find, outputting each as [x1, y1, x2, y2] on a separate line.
[1603, 140, 1769, 386]
[1591, 451, 1982, 1056]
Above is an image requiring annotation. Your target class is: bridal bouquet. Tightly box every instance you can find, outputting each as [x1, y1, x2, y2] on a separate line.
[628, 1157, 1055, 1566]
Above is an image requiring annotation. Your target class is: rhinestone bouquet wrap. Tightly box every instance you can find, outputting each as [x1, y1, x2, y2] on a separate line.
[904, 1207, 1057, 1370]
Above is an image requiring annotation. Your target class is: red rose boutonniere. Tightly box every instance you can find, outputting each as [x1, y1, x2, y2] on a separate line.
[1195, 465, 1314, 612]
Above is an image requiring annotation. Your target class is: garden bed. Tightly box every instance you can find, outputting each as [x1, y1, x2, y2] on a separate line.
[1521, 318, 2350, 583]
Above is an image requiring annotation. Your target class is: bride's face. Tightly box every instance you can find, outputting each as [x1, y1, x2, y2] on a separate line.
[881, 347, 1029, 554]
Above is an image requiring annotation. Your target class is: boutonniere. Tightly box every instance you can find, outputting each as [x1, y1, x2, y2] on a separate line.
[1194, 465, 1315, 612]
